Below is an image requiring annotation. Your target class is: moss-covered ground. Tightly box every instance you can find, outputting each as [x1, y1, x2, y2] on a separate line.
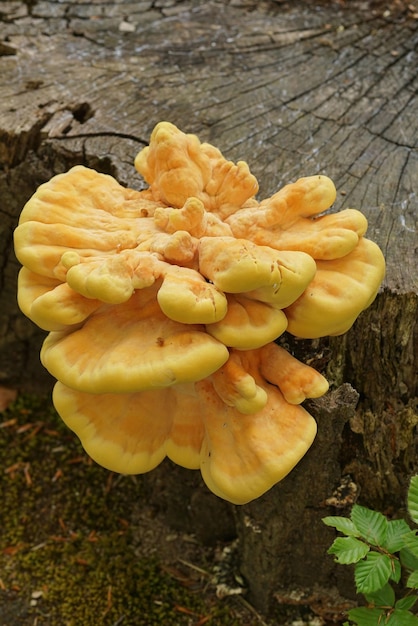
[0, 394, 259, 626]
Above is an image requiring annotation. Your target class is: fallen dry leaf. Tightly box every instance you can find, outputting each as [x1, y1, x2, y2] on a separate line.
[0, 387, 18, 412]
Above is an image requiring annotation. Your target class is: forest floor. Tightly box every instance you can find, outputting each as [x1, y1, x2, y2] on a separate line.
[0, 392, 340, 626]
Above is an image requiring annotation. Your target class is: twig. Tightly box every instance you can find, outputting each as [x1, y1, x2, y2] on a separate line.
[177, 558, 211, 578]
[177, 558, 269, 626]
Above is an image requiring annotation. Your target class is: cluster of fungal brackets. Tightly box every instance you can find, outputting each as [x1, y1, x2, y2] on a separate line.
[14, 122, 385, 504]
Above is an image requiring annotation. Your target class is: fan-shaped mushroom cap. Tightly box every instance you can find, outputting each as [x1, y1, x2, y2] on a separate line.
[53, 382, 204, 474]
[206, 295, 288, 350]
[199, 380, 317, 504]
[211, 352, 268, 415]
[198, 236, 316, 302]
[134, 121, 259, 217]
[17, 267, 102, 331]
[285, 237, 386, 338]
[259, 343, 329, 404]
[52, 344, 326, 504]
[41, 286, 229, 394]
[157, 265, 228, 324]
[134, 122, 213, 208]
[227, 175, 367, 260]
[200, 345, 327, 502]
[14, 166, 159, 278]
[153, 197, 233, 238]
[212, 345, 328, 413]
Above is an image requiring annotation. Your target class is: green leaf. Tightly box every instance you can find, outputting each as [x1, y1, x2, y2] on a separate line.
[351, 505, 388, 546]
[347, 607, 386, 625]
[384, 518, 412, 552]
[408, 476, 418, 525]
[322, 516, 360, 537]
[389, 558, 401, 584]
[400, 547, 418, 571]
[402, 531, 418, 558]
[364, 582, 395, 608]
[328, 536, 370, 564]
[349, 610, 418, 626]
[386, 608, 418, 625]
[407, 570, 418, 589]
[396, 595, 418, 611]
[355, 552, 392, 594]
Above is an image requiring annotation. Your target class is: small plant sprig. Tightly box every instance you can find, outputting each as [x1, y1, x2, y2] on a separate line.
[323, 475, 418, 626]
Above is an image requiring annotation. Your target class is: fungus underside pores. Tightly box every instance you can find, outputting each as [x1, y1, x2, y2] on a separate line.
[13, 122, 386, 504]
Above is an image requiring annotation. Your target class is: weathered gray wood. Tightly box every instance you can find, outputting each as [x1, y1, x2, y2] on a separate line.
[236, 384, 361, 613]
[1, 0, 417, 618]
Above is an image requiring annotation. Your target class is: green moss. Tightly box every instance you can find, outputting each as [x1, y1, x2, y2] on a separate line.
[0, 394, 242, 625]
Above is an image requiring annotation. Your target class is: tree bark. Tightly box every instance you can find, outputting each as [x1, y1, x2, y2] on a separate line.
[1, 0, 417, 618]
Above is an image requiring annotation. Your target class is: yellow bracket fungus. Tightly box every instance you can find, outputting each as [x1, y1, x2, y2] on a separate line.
[14, 121, 385, 504]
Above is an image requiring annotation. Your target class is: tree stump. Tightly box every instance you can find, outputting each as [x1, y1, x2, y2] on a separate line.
[1, 0, 417, 618]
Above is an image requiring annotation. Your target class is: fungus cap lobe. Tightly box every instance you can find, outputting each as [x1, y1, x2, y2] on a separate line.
[41, 289, 229, 394]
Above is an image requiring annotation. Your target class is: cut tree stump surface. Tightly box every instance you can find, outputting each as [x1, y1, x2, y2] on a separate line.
[1, 0, 417, 617]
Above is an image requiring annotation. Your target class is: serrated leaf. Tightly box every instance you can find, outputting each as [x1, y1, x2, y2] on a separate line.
[355, 552, 392, 594]
[328, 536, 370, 564]
[408, 476, 418, 525]
[322, 516, 360, 537]
[386, 608, 418, 625]
[389, 558, 401, 584]
[384, 518, 412, 552]
[347, 607, 385, 625]
[351, 505, 388, 546]
[407, 570, 418, 588]
[364, 582, 395, 608]
[396, 595, 418, 611]
[402, 531, 418, 558]
[400, 547, 418, 571]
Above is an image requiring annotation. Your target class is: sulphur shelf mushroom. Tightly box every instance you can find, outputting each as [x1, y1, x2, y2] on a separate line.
[14, 121, 385, 504]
